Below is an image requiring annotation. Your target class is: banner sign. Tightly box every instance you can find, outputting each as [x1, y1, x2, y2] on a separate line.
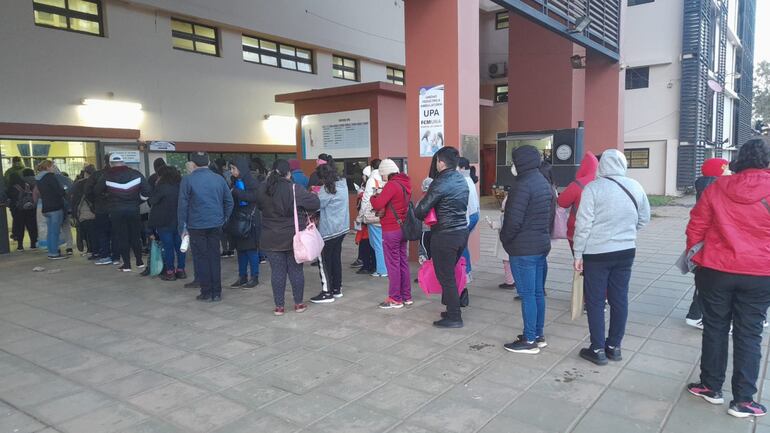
[419, 84, 445, 157]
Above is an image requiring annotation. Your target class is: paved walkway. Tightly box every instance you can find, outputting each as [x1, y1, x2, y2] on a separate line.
[0, 200, 767, 433]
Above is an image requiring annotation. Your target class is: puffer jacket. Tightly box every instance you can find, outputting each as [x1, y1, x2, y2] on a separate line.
[371, 173, 411, 232]
[686, 168, 770, 276]
[257, 177, 320, 252]
[229, 157, 261, 251]
[501, 145, 555, 257]
[414, 168, 468, 233]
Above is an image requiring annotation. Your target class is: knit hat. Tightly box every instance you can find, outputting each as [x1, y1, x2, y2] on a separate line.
[190, 151, 209, 167]
[378, 159, 399, 179]
[701, 158, 728, 177]
[288, 159, 301, 171]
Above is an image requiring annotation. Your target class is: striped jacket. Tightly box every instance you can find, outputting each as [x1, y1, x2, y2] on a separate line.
[95, 165, 151, 213]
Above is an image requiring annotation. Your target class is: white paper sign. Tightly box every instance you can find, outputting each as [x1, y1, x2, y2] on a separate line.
[109, 150, 141, 164]
[149, 141, 176, 151]
[419, 84, 445, 157]
[301, 109, 371, 159]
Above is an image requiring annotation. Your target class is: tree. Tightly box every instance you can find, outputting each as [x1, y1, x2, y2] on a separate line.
[754, 61, 770, 126]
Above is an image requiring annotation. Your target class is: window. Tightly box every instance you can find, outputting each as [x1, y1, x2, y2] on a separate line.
[33, 0, 104, 36]
[624, 148, 650, 169]
[386, 66, 405, 85]
[628, 0, 654, 5]
[625, 67, 649, 90]
[494, 84, 508, 103]
[242, 35, 313, 73]
[495, 11, 509, 29]
[171, 18, 219, 56]
[333, 55, 358, 81]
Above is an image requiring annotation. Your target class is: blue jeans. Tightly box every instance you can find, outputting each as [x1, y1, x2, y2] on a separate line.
[368, 225, 387, 275]
[462, 212, 480, 273]
[238, 249, 260, 278]
[44, 209, 64, 256]
[583, 252, 634, 350]
[509, 255, 547, 341]
[157, 228, 185, 271]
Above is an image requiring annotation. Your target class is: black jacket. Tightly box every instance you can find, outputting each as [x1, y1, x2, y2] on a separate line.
[695, 175, 716, 201]
[148, 182, 180, 229]
[414, 168, 469, 233]
[229, 158, 262, 251]
[257, 177, 320, 252]
[85, 169, 109, 215]
[501, 145, 555, 257]
[36, 172, 65, 213]
[94, 166, 151, 213]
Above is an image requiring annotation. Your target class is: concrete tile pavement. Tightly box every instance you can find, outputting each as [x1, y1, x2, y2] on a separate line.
[0, 199, 764, 433]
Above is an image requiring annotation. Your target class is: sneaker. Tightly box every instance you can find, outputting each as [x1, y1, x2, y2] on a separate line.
[196, 294, 211, 302]
[350, 259, 363, 268]
[504, 336, 540, 354]
[310, 292, 335, 304]
[403, 298, 414, 306]
[119, 266, 132, 272]
[765, 320, 769, 328]
[136, 261, 145, 269]
[433, 318, 463, 328]
[294, 303, 308, 313]
[686, 318, 704, 330]
[95, 257, 113, 265]
[499, 282, 516, 289]
[113, 260, 122, 265]
[579, 347, 608, 365]
[16, 246, 24, 252]
[332, 291, 343, 299]
[516, 334, 547, 348]
[687, 383, 724, 405]
[728, 400, 767, 418]
[243, 278, 259, 289]
[175, 269, 187, 280]
[371, 272, 388, 278]
[605, 345, 622, 361]
[259, 257, 267, 264]
[274, 306, 285, 316]
[230, 276, 248, 288]
[210, 295, 222, 302]
[379, 298, 404, 309]
[65, 248, 73, 256]
[48, 254, 68, 260]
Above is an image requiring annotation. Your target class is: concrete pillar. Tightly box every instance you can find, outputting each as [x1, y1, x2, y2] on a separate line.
[584, 50, 623, 153]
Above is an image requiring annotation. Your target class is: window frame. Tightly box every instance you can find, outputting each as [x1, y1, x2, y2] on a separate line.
[386, 66, 405, 85]
[332, 55, 359, 82]
[625, 66, 650, 90]
[624, 148, 650, 169]
[494, 84, 509, 103]
[628, 0, 654, 6]
[32, 0, 105, 37]
[241, 35, 314, 74]
[495, 11, 509, 30]
[170, 17, 220, 57]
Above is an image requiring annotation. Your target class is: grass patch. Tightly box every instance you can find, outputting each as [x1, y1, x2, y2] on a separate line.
[648, 195, 675, 207]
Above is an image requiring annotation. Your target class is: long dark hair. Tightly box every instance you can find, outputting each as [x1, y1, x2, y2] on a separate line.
[266, 159, 290, 196]
[158, 166, 181, 185]
[730, 138, 770, 173]
[316, 163, 338, 194]
[458, 157, 478, 184]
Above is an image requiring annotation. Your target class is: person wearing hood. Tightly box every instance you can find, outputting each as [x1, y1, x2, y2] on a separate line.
[228, 157, 262, 289]
[352, 165, 375, 274]
[573, 149, 650, 366]
[148, 166, 186, 281]
[8, 170, 37, 251]
[557, 152, 599, 251]
[32, 160, 68, 259]
[457, 157, 480, 281]
[309, 163, 350, 303]
[360, 159, 388, 277]
[685, 157, 729, 329]
[500, 145, 555, 354]
[685, 138, 770, 418]
[371, 159, 413, 308]
[148, 158, 167, 194]
[289, 159, 309, 189]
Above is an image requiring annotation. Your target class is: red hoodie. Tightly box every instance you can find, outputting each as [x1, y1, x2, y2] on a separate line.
[687, 168, 770, 276]
[557, 152, 599, 240]
[371, 173, 412, 232]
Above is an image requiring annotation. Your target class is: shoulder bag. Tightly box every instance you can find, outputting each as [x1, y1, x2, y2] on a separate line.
[292, 184, 325, 263]
[388, 184, 421, 241]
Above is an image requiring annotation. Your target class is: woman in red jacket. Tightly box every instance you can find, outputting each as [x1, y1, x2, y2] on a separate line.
[557, 152, 598, 252]
[371, 159, 412, 309]
[685, 137, 770, 418]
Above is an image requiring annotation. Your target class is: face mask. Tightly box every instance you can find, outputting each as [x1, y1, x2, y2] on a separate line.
[510, 165, 517, 176]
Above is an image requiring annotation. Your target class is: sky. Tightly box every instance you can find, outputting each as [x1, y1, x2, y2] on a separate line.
[757, 0, 769, 64]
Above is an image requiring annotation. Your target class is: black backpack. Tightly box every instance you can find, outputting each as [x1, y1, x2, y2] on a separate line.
[14, 184, 34, 211]
[388, 183, 421, 241]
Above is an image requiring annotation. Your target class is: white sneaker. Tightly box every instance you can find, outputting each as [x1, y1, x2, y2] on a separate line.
[764, 320, 769, 328]
[686, 318, 704, 330]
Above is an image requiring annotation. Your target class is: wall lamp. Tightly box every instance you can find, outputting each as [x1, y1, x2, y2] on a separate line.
[81, 98, 143, 111]
[264, 114, 297, 125]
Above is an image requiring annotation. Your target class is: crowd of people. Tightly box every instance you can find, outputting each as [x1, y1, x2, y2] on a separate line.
[3, 137, 770, 419]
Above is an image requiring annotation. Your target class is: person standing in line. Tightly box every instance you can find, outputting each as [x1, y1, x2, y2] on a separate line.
[210, 159, 236, 259]
[5, 156, 26, 243]
[307, 153, 333, 188]
[501, 145, 555, 354]
[178, 152, 233, 302]
[457, 157, 480, 282]
[557, 152, 598, 253]
[414, 147, 468, 328]
[32, 160, 67, 259]
[573, 149, 650, 365]
[182, 160, 202, 289]
[310, 163, 350, 303]
[56, 170, 75, 256]
[257, 159, 320, 315]
[362, 159, 388, 277]
[685, 138, 770, 418]
[228, 157, 262, 289]
[685, 157, 729, 330]
[289, 159, 309, 189]
[87, 154, 116, 264]
[371, 159, 413, 309]
[148, 166, 186, 281]
[8, 171, 38, 251]
[68, 165, 97, 256]
[352, 165, 375, 275]
[147, 157, 167, 195]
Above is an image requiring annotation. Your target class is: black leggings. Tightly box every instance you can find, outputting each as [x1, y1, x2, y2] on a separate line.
[12, 209, 37, 248]
[319, 234, 345, 293]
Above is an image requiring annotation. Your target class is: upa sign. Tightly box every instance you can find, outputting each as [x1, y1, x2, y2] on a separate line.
[419, 84, 445, 157]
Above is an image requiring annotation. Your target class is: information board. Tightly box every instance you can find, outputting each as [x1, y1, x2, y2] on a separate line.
[301, 109, 371, 159]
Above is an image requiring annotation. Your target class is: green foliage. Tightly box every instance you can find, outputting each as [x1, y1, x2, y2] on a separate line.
[754, 61, 770, 125]
[647, 195, 675, 207]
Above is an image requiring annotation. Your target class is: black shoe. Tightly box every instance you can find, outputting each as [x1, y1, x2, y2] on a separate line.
[516, 334, 547, 348]
[414, 277, 419, 283]
[310, 292, 335, 304]
[196, 294, 210, 301]
[184, 280, 200, 289]
[433, 318, 463, 328]
[210, 295, 222, 302]
[136, 260, 145, 269]
[175, 270, 187, 280]
[605, 345, 622, 361]
[259, 257, 267, 264]
[160, 271, 176, 281]
[243, 278, 259, 289]
[230, 276, 248, 288]
[48, 254, 69, 260]
[139, 267, 151, 277]
[499, 282, 516, 289]
[350, 259, 363, 268]
[503, 336, 540, 354]
[332, 291, 343, 299]
[65, 248, 73, 256]
[580, 347, 609, 366]
[357, 268, 372, 275]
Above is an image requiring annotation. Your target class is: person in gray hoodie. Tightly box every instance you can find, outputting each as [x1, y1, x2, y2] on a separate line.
[573, 149, 651, 365]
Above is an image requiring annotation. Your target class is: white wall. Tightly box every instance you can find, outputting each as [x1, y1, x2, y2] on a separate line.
[0, 0, 401, 145]
[624, 140, 667, 195]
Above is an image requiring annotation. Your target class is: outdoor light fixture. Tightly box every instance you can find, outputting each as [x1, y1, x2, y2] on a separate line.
[569, 16, 592, 33]
[570, 55, 586, 69]
[264, 114, 297, 125]
[263, 114, 297, 146]
[78, 98, 143, 128]
[81, 98, 143, 111]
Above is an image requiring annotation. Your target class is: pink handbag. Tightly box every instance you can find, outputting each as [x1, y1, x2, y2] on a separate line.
[292, 185, 325, 263]
[551, 207, 569, 240]
[418, 257, 467, 297]
[424, 208, 438, 226]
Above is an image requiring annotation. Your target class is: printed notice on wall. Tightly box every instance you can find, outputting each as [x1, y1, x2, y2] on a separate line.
[419, 84, 445, 157]
[301, 109, 371, 160]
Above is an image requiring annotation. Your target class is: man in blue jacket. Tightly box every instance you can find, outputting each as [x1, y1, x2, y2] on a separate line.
[178, 152, 234, 302]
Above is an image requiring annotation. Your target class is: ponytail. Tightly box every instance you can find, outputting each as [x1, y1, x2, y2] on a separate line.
[266, 159, 290, 196]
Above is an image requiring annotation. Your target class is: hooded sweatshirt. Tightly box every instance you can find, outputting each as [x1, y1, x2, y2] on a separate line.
[573, 149, 651, 260]
[686, 168, 770, 276]
[371, 173, 412, 232]
[557, 152, 599, 240]
[694, 158, 728, 201]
